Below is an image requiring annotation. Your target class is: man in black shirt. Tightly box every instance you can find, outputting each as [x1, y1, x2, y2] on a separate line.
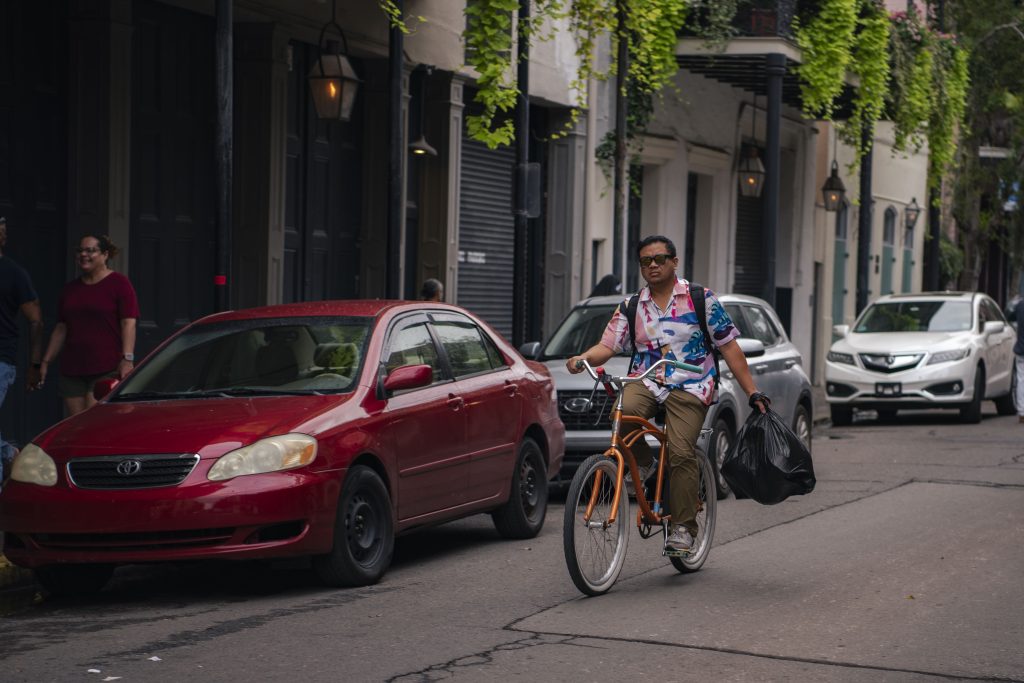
[1013, 296, 1024, 423]
[0, 217, 43, 484]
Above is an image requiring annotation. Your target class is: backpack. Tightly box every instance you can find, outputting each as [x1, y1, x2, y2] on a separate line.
[618, 283, 721, 393]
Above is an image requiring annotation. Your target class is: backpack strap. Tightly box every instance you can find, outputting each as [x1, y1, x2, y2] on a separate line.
[690, 283, 721, 393]
[618, 292, 641, 370]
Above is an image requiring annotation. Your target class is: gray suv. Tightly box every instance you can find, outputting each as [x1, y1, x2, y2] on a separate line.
[521, 293, 813, 498]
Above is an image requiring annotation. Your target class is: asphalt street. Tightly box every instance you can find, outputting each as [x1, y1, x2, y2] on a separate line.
[0, 405, 1021, 682]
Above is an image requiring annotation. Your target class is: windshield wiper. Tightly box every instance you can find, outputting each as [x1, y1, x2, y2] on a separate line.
[215, 387, 324, 397]
[112, 390, 209, 401]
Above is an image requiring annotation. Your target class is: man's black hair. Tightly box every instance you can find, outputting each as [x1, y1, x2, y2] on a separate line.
[636, 235, 676, 259]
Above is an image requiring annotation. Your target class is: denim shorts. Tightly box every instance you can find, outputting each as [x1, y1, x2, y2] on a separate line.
[59, 370, 118, 399]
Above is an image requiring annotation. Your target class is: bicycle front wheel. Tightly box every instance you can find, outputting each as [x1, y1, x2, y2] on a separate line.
[563, 454, 630, 596]
[671, 449, 717, 573]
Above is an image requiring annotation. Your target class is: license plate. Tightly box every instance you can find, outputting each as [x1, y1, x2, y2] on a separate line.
[875, 382, 902, 397]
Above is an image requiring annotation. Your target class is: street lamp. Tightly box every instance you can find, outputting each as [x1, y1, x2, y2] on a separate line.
[822, 159, 846, 211]
[308, 0, 361, 122]
[408, 67, 437, 157]
[904, 197, 921, 230]
[738, 98, 765, 198]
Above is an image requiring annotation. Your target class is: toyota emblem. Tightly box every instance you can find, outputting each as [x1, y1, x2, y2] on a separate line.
[116, 459, 142, 476]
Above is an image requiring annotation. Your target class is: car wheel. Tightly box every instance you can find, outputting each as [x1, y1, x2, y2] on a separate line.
[959, 367, 985, 424]
[706, 416, 734, 499]
[993, 368, 1016, 416]
[492, 437, 548, 539]
[35, 563, 114, 597]
[792, 404, 812, 454]
[313, 465, 394, 587]
[830, 405, 853, 427]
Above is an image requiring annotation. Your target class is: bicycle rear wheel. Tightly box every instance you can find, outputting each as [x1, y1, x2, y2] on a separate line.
[563, 454, 630, 595]
[670, 449, 716, 573]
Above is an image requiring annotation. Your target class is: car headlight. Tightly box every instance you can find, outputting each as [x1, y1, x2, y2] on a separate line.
[927, 348, 970, 365]
[11, 443, 58, 487]
[827, 351, 855, 365]
[207, 434, 318, 482]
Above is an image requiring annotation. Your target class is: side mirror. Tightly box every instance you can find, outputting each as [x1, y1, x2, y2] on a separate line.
[93, 378, 119, 401]
[383, 364, 433, 393]
[518, 341, 541, 360]
[983, 320, 1005, 334]
[737, 338, 765, 358]
[832, 324, 850, 339]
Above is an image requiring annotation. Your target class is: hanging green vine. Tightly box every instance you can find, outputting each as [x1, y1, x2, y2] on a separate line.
[840, 4, 890, 156]
[794, 0, 858, 118]
[463, 0, 520, 148]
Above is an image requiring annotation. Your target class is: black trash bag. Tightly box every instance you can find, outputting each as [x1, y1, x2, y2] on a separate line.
[721, 408, 815, 505]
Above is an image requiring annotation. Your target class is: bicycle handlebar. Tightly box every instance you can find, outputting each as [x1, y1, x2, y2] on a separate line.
[574, 357, 702, 384]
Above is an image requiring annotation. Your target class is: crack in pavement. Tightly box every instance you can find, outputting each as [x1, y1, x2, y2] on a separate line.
[386, 633, 576, 682]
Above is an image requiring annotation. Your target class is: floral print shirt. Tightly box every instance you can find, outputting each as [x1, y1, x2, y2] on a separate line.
[599, 278, 739, 405]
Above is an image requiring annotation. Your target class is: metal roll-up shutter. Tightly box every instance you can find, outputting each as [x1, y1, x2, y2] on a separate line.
[457, 132, 516, 339]
[733, 194, 764, 296]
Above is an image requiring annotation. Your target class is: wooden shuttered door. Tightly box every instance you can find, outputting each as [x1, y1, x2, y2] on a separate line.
[733, 194, 764, 297]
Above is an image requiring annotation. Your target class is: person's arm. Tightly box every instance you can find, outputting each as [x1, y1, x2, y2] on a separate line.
[718, 339, 768, 413]
[21, 299, 43, 390]
[39, 321, 67, 388]
[566, 343, 616, 373]
[118, 317, 138, 380]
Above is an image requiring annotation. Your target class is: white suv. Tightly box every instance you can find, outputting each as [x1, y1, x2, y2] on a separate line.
[521, 293, 813, 499]
[825, 292, 1017, 424]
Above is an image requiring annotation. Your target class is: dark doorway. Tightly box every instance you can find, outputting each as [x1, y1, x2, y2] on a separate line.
[130, 0, 216, 355]
[283, 42, 362, 303]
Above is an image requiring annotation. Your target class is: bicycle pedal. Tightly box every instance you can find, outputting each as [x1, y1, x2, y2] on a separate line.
[662, 547, 692, 558]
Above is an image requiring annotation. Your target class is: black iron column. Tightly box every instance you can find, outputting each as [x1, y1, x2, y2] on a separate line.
[761, 53, 784, 308]
[387, 0, 404, 299]
[214, 0, 232, 312]
[512, 0, 530, 347]
[856, 125, 874, 313]
[925, 186, 940, 290]
[612, 0, 628, 281]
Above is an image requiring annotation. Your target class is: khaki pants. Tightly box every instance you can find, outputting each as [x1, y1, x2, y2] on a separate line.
[619, 383, 708, 536]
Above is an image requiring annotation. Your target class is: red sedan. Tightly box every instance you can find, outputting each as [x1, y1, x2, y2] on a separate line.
[1, 301, 564, 594]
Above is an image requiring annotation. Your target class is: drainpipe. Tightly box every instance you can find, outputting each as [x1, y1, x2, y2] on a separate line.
[387, 0, 404, 299]
[856, 124, 874, 313]
[214, 0, 232, 312]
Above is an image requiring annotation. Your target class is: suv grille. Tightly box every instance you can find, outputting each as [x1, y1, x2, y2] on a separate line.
[557, 390, 614, 430]
[67, 454, 199, 489]
[858, 353, 924, 373]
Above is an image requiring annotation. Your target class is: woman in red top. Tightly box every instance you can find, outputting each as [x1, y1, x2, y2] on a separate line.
[39, 235, 140, 416]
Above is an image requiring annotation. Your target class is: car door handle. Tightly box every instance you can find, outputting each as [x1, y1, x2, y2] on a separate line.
[783, 359, 797, 369]
[446, 394, 464, 411]
[753, 364, 768, 374]
[504, 380, 518, 397]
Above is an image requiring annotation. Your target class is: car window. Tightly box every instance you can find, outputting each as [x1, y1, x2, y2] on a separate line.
[542, 304, 623, 358]
[982, 298, 1006, 325]
[115, 317, 370, 397]
[432, 319, 502, 378]
[854, 301, 972, 333]
[739, 304, 781, 346]
[384, 321, 445, 384]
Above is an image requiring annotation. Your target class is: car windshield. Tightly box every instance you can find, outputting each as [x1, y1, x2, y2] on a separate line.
[541, 304, 628, 359]
[113, 316, 372, 400]
[854, 301, 972, 333]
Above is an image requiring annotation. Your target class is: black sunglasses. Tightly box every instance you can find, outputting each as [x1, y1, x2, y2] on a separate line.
[638, 253, 673, 267]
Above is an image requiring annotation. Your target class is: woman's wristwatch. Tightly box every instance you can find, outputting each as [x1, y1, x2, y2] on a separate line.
[122, 353, 135, 362]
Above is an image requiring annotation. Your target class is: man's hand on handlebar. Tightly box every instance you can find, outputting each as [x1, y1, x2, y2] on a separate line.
[566, 356, 587, 374]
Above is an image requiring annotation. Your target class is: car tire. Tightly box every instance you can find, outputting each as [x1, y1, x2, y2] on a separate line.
[313, 465, 394, 587]
[35, 563, 114, 597]
[492, 437, 548, 539]
[993, 368, 1016, 416]
[959, 367, 985, 424]
[707, 416, 734, 500]
[830, 405, 853, 426]
[792, 404, 812, 454]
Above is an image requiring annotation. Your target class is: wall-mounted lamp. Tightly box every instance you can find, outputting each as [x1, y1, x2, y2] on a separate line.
[904, 197, 921, 230]
[738, 97, 765, 198]
[409, 66, 437, 157]
[308, 0, 361, 121]
[822, 160, 846, 211]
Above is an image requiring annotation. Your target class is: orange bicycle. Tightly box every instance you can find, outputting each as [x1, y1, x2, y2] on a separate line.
[563, 358, 717, 596]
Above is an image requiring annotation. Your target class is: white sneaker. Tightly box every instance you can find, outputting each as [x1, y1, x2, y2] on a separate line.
[665, 525, 694, 554]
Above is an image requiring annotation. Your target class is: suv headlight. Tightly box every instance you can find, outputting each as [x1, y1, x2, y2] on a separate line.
[208, 434, 318, 481]
[11, 443, 58, 487]
[827, 351, 855, 365]
[927, 348, 970, 365]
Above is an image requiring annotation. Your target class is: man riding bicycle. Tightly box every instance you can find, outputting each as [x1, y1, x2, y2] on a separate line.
[567, 235, 768, 555]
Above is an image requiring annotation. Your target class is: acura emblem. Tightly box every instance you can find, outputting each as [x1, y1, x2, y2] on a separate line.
[116, 459, 142, 476]
[886, 355, 895, 365]
[564, 397, 592, 414]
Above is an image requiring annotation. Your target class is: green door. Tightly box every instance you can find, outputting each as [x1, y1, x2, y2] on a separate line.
[881, 207, 896, 295]
[832, 203, 849, 336]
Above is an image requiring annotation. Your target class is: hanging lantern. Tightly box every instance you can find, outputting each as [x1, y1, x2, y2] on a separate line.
[308, 0, 360, 122]
[904, 197, 921, 230]
[822, 160, 846, 211]
[738, 146, 766, 198]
